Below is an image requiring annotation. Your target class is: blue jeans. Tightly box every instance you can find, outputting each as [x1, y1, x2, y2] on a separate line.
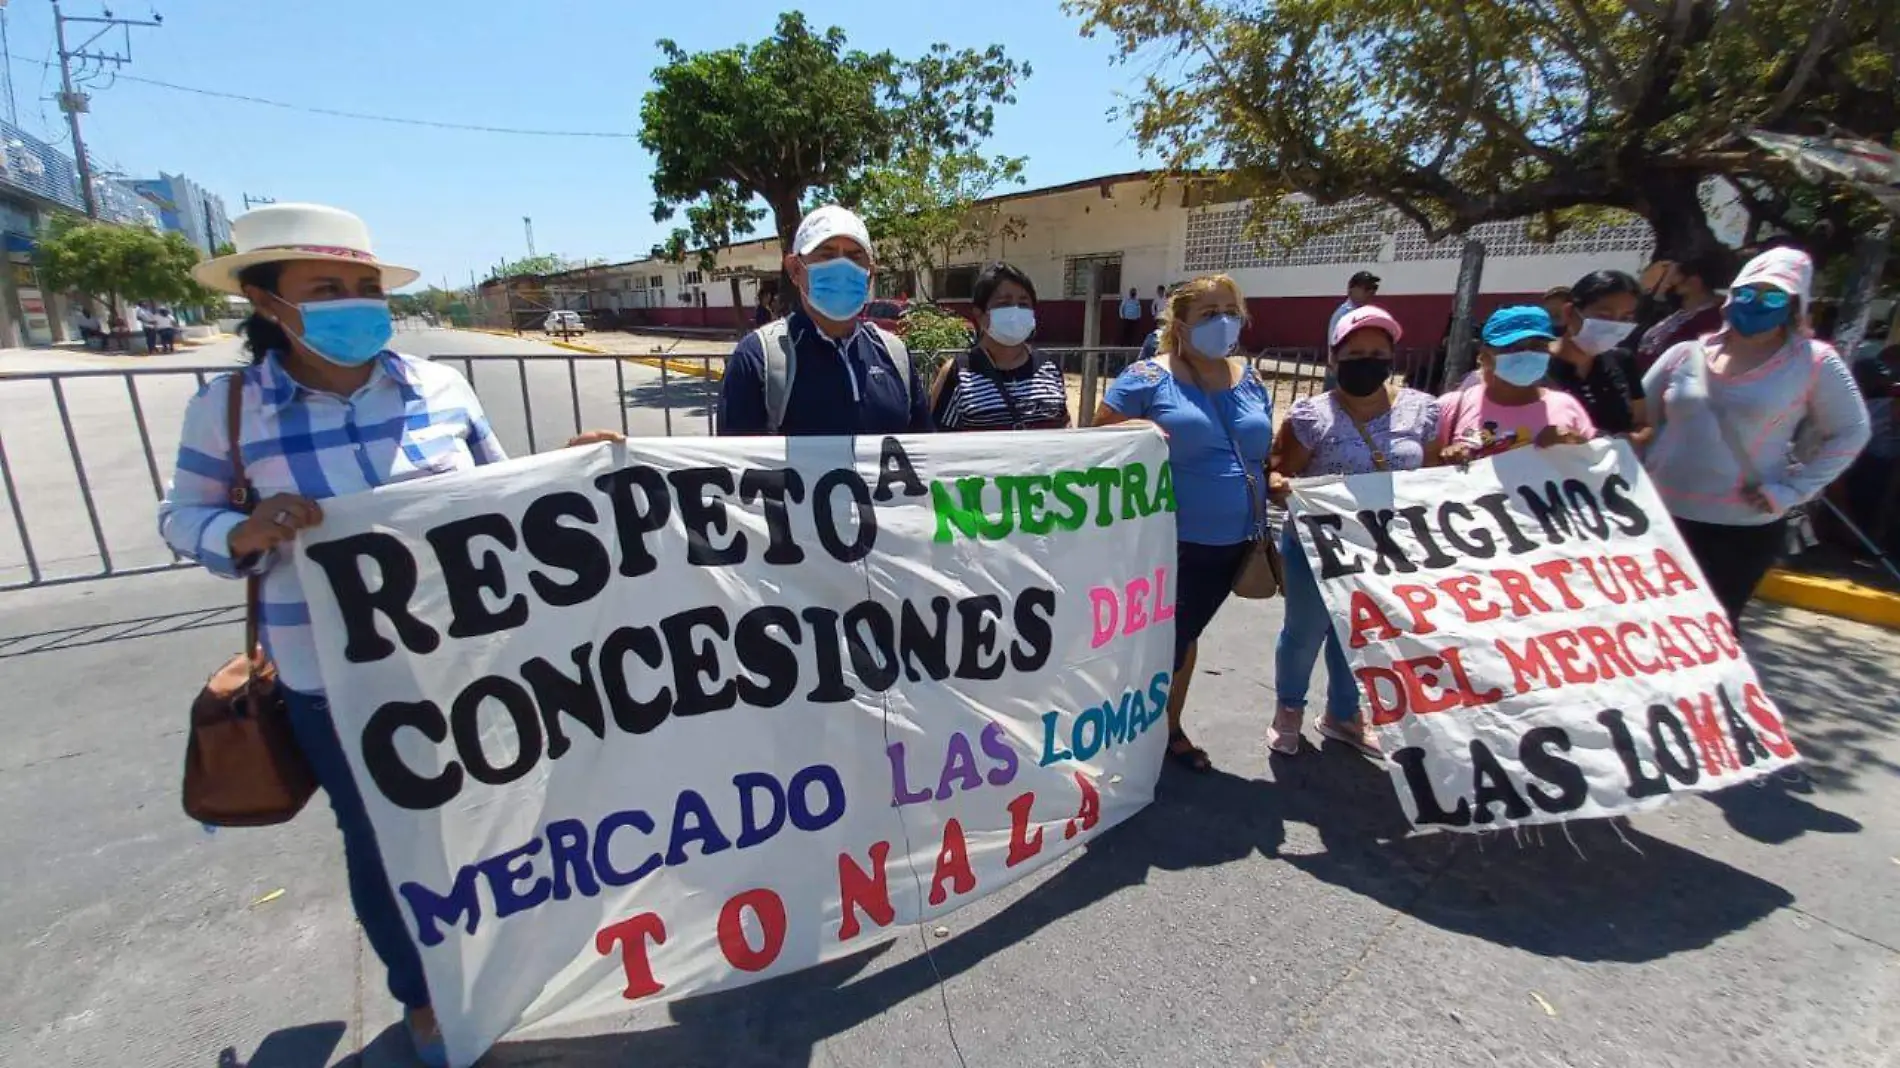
[284, 689, 431, 1010]
[1273, 526, 1359, 722]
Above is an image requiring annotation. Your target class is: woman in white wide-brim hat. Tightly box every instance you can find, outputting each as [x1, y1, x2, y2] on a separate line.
[158, 203, 620, 1065]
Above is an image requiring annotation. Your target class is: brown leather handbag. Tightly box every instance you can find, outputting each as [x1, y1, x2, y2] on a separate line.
[181, 374, 317, 826]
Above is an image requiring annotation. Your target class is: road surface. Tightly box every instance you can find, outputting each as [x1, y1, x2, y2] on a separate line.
[0, 328, 1896, 1067]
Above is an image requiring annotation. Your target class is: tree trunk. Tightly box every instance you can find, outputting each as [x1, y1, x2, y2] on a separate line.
[769, 189, 804, 318]
[1636, 177, 1719, 262]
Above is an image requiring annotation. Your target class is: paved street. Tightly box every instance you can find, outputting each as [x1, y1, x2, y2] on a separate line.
[0, 328, 719, 588]
[2, 328, 1898, 1067]
[1, 552, 1896, 1067]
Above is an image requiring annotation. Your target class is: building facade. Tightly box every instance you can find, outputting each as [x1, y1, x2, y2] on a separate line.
[130, 172, 233, 255]
[551, 170, 1750, 349]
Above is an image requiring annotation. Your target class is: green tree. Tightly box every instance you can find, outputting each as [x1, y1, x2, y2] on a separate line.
[1069, 0, 1898, 261]
[488, 254, 565, 280]
[640, 11, 1030, 268]
[849, 148, 1028, 299]
[36, 215, 213, 315]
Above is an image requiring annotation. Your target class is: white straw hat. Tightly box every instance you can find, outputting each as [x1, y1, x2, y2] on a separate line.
[191, 202, 419, 295]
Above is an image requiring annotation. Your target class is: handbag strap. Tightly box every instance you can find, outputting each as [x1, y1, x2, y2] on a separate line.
[1178, 356, 1268, 539]
[1695, 339, 1767, 491]
[1339, 385, 1395, 471]
[223, 372, 264, 676]
[966, 347, 1029, 430]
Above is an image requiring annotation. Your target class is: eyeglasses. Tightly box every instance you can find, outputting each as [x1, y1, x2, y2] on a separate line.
[1731, 287, 1791, 310]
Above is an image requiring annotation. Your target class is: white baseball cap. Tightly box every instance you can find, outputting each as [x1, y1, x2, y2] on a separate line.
[793, 204, 874, 258]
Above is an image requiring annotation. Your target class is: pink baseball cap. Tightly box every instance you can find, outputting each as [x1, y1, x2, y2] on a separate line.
[1730, 246, 1813, 306]
[1330, 304, 1405, 350]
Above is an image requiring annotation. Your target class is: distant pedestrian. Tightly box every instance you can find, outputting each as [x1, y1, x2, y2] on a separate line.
[1636, 248, 1732, 371]
[1119, 287, 1143, 345]
[157, 201, 624, 1068]
[75, 306, 103, 349]
[154, 307, 178, 353]
[1327, 270, 1380, 350]
[1643, 246, 1870, 628]
[1147, 283, 1167, 333]
[135, 300, 158, 353]
[1540, 286, 1573, 327]
[931, 261, 1070, 431]
[1094, 273, 1271, 773]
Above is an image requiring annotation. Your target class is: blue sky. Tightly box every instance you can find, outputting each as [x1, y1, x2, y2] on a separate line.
[0, 0, 1154, 290]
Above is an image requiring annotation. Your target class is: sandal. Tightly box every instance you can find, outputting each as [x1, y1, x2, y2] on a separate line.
[1167, 730, 1213, 773]
[1318, 713, 1383, 759]
[1267, 706, 1305, 756]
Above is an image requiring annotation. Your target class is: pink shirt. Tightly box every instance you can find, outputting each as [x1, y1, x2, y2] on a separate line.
[1434, 383, 1597, 460]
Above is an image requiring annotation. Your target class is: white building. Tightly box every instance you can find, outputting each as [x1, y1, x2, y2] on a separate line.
[542, 170, 1749, 347]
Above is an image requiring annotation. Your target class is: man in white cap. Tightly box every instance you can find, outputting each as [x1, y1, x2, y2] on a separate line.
[717, 204, 930, 435]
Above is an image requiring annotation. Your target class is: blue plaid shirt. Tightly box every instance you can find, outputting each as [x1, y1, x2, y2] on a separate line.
[158, 351, 506, 693]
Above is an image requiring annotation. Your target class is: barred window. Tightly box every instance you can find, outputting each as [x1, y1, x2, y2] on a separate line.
[1063, 253, 1123, 298]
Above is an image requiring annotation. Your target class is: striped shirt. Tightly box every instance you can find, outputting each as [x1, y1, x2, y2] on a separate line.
[932, 346, 1071, 431]
[157, 351, 506, 693]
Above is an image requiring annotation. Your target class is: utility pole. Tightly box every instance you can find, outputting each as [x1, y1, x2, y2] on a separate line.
[53, 1, 162, 219]
[242, 193, 277, 211]
[523, 216, 535, 258]
[1, 2, 19, 126]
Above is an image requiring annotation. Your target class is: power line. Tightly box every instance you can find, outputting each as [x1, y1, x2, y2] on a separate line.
[7, 52, 636, 139]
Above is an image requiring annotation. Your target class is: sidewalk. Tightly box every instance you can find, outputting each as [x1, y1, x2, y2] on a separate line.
[0, 337, 246, 375]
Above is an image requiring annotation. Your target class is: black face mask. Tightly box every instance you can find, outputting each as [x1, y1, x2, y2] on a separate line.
[1335, 358, 1393, 397]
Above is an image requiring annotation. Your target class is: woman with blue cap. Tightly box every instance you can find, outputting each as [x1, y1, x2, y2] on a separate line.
[1429, 305, 1597, 464]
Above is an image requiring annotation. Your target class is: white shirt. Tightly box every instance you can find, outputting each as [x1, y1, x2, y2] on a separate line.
[155, 312, 175, 329]
[136, 307, 157, 327]
[1327, 298, 1358, 347]
[1148, 295, 1165, 316]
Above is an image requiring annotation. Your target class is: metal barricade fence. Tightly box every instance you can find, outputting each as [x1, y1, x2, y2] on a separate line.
[0, 343, 1444, 591]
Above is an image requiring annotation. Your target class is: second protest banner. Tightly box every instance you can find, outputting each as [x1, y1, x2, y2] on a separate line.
[293, 430, 1175, 1067]
[1289, 440, 1798, 832]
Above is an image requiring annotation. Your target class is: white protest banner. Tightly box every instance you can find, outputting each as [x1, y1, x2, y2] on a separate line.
[293, 430, 1176, 1066]
[1289, 440, 1799, 833]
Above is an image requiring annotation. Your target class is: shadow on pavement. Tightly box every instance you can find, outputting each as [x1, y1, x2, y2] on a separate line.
[0, 604, 241, 658]
[222, 1021, 345, 1068]
[1739, 607, 1900, 802]
[307, 748, 1791, 1066]
[622, 380, 714, 425]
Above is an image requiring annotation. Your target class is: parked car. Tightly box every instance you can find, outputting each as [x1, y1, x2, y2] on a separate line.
[858, 299, 910, 334]
[543, 310, 586, 335]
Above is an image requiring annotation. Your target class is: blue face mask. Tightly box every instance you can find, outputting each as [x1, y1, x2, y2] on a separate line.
[802, 257, 871, 322]
[1494, 349, 1551, 387]
[1188, 314, 1244, 357]
[285, 297, 394, 367]
[1725, 300, 1791, 338]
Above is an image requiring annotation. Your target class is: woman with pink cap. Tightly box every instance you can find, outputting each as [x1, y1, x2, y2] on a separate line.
[1643, 245, 1871, 628]
[1265, 305, 1440, 757]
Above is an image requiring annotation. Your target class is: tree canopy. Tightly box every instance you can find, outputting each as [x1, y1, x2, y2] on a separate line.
[639, 11, 1030, 264]
[849, 148, 1028, 298]
[1070, 0, 1898, 261]
[489, 254, 566, 280]
[35, 215, 218, 311]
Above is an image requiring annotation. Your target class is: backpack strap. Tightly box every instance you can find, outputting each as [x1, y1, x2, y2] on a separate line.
[870, 325, 912, 394]
[758, 319, 795, 434]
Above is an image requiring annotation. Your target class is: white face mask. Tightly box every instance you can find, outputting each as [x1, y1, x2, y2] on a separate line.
[1573, 316, 1633, 356]
[985, 306, 1035, 346]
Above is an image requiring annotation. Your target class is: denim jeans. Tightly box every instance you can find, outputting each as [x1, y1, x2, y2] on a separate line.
[1273, 526, 1360, 722]
[284, 689, 431, 1010]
